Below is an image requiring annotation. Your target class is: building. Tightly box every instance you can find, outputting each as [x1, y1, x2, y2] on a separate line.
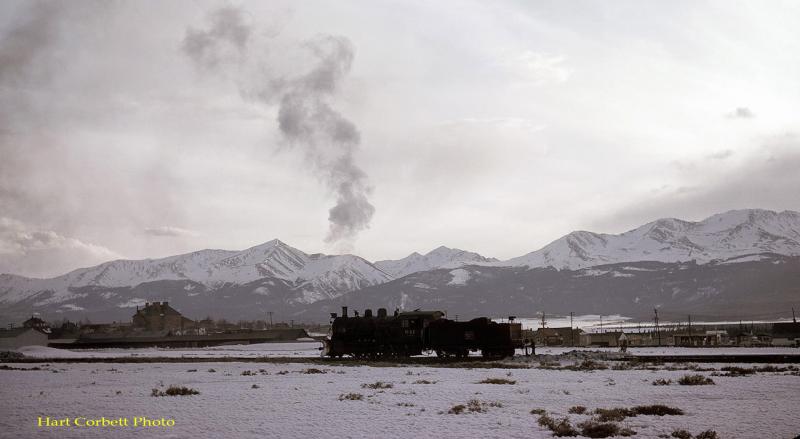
[0, 327, 49, 350]
[580, 331, 625, 347]
[535, 327, 584, 346]
[772, 322, 800, 347]
[673, 330, 728, 347]
[23, 316, 50, 332]
[132, 302, 195, 333]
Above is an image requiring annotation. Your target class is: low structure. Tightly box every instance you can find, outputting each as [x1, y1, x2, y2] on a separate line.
[0, 327, 49, 350]
[132, 302, 196, 333]
[771, 322, 800, 347]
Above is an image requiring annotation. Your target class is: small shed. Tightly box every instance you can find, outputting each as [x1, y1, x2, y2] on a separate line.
[0, 328, 49, 350]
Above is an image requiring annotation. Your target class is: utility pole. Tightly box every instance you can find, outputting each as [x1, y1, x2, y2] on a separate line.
[687, 315, 692, 347]
[541, 312, 546, 329]
[267, 311, 273, 328]
[793, 307, 797, 323]
[599, 315, 603, 333]
[570, 312, 574, 347]
[654, 308, 661, 347]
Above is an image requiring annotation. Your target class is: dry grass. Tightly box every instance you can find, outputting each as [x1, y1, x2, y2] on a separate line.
[568, 406, 587, 415]
[538, 414, 579, 437]
[477, 377, 516, 385]
[578, 420, 620, 438]
[652, 378, 672, 386]
[338, 393, 363, 401]
[151, 386, 199, 397]
[695, 431, 719, 439]
[302, 368, 327, 374]
[593, 408, 633, 422]
[530, 408, 547, 416]
[361, 381, 393, 389]
[671, 429, 693, 439]
[678, 374, 715, 385]
[632, 404, 683, 416]
[413, 379, 437, 384]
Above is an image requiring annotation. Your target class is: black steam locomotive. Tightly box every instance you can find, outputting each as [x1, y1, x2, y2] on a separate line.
[322, 306, 523, 359]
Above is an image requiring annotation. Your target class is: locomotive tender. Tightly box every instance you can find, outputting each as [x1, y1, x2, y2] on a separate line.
[322, 306, 524, 359]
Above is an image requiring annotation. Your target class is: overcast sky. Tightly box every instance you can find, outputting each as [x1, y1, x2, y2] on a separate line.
[1, 0, 799, 277]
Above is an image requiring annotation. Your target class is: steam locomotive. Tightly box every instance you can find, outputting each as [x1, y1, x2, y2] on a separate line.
[322, 306, 524, 359]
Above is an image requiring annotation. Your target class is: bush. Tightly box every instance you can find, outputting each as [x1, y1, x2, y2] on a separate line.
[251, 384, 260, 389]
[530, 408, 547, 416]
[720, 366, 755, 376]
[477, 378, 516, 385]
[678, 374, 715, 385]
[695, 431, 718, 439]
[449, 404, 466, 414]
[302, 368, 326, 374]
[538, 415, 579, 437]
[361, 381, 393, 389]
[338, 393, 363, 401]
[207, 368, 216, 373]
[152, 386, 200, 397]
[620, 427, 637, 436]
[593, 408, 633, 422]
[631, 405, 683, 416]
[467, 399, 484, 413]
[413, 379, 436, 384]
[671, 430, 693, 439]
[575, 359, 608, 371]
[568, 406, 587, 414]
[578, 420, 620, 438]
[652, 378, 672, 386]
[241, 370, 255, 376]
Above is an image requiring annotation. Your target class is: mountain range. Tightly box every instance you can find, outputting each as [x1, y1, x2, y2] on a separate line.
[1, 208, 798, 323]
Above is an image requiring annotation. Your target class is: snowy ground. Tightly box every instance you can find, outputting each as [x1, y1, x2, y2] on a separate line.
[15, 343, 799, 360]
[1, 357, 798, 438]
[16, 341, 324, 359]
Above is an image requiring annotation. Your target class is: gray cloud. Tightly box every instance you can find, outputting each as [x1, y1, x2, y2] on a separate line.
[592, 136, 800, 232]
[0, 217, 120, 277]
[182, 7, 374, 249]
[727, 107, 755, 119]
[706, 149, 734, 160]
[143, 226, 199, 238]
[182, 6, 251, 69]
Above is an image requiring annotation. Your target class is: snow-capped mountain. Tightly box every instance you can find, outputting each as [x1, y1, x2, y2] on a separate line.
[0, 239, 391, 306]
[505, 209, 800, 269]
[375, 246, 498, 278]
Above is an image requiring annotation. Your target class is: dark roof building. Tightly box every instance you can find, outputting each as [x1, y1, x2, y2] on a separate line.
[132, 302, 195, 332]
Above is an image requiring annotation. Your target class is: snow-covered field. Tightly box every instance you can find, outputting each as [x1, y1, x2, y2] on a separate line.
[15, 343, 800, 361]
[16, 341, 324, 359]
[1, 357, 798, 438]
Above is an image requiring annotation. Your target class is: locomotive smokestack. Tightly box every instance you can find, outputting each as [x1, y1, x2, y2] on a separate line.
[342, 306, 348, 318]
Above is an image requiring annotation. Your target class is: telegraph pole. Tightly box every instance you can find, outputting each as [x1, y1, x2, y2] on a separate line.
[793, 307, 797, 323]
[654, 308, 661, 347]
[267, 311, 273, 328]
[570, 312, 574, 347]
[687, 315, 692, 347]
[541, 312, 546, 329]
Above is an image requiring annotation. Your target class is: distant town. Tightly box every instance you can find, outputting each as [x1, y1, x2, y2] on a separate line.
[2, 302, 798, 352]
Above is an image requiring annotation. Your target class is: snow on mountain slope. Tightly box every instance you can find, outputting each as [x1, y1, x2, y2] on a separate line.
[0, 240, 391, 305]
[375, 246, 498, 278]
[506, 209, 800, 269]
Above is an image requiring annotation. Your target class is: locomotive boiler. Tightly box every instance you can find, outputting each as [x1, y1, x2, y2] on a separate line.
[322, 306, 523, 359]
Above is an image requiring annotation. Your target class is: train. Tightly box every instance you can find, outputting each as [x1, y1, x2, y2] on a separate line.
[322, 306, 524, 359]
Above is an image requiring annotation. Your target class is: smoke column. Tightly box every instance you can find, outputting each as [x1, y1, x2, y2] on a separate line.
[182, 7, 375, 249]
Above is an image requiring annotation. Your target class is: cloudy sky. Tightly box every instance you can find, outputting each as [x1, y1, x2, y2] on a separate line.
[1, 0, 799, 277]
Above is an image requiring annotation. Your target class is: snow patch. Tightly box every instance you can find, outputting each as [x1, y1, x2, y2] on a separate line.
[447, 268, 471, 286]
